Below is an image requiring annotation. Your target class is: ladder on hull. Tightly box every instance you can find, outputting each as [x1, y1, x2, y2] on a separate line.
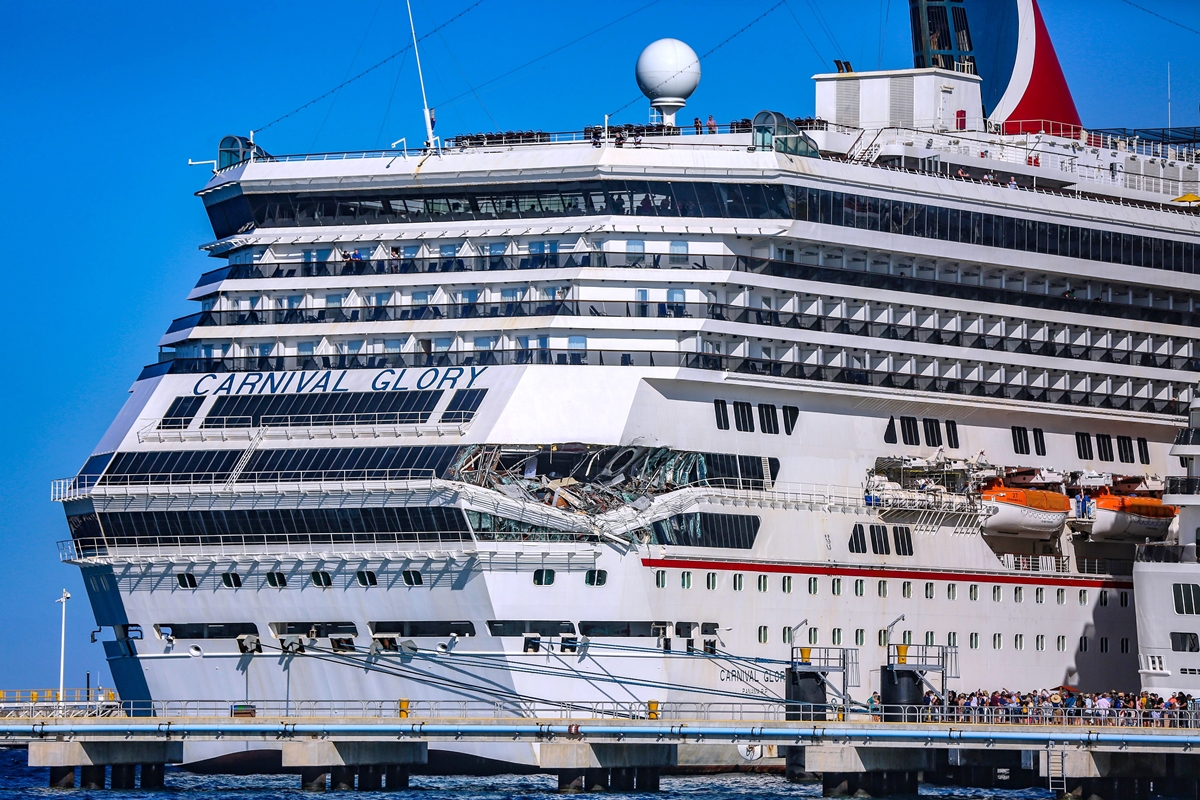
[1047, 749, 1067, 795]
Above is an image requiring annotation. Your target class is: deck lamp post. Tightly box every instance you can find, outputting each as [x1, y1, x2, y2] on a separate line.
[56, 589, 70, 709]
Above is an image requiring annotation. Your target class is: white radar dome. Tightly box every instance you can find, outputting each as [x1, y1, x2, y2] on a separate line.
[635, 38, 701, 104]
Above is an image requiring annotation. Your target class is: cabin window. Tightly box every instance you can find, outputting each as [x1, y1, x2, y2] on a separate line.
[992, 633, 1003, 650]
[1173, 583, 1200, 614]
[356, 570, 377, 587]
[947, 632, 957, 647]
[758, 404, 779, 434]
[585, 569, 607, 587]
[1032, 428, 1046, 457]
[878, 580, 888, 598]
[1120, 591, 1129, 608]
[849, 524, 868, 553]
[311, 571, 332, 588]
[533, 569, 555, 586]
[1075, 432, 1094, 460]
[1116, 436, 1135, 464]
[1096, 434, 1114, 462]
[706, 572, 717, 590]
[1014, 634, 1024, 651]
[869, 524, 890, 555]
[1036, 635, 1045, 651]
[922, 418, 942, 447]
[1079, 589, 1089, 606]
[733, 574, 744, 591]
[969, 633, 979, 649]
[783, 406, 800, 435]
[1099, 589, 1108, 606]
[655, 570, 666, 589]
[855, 629, 865, 646]
[947, 583, 957, 600]
[808, 628, 819, 645]
[681, 571, 692, 589]
[925, 582, 935, 599]
[669, 240, 689, 264]
[1035, 587, 1044, 604]
[1137, 437, 1151, 465]
[892, 526, 913, 556]
[969, 584, 978, 601]
[1172, 633, 1199, 652]
[945, 420, 960, 449]
[732, 402, 755, 432]
[713, 399, 730, 430]
[222, 573, 242, 589]
[266, 572, 287, 588]
[177, 573, 197, 589]
[784, 575, 795, 594]
[854, 579, 864, 597]
[832, 578, 842, 596]
[1099, 637, 1109, 653]
[1014, 586, 1024, 603]
[900, 416, 919, 446]
[1121, 638, 1130, 654]
[757, 574, 768, 593]
[992, 585, 1002, 602]
[902, 581, 912, 598]
[832, 628, 842, 646]
[1057, 588, 1066, 604]
[402, 570, 423, 587]
[757, 626, 768, 644]
[1011, 426, 1030, 456]
[1057, 635, 1066, 652]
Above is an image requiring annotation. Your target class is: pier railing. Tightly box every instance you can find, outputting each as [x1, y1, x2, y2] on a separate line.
[2, 698, 1198, 729]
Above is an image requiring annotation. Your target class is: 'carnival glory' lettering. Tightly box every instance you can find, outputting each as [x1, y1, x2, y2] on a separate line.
[192, 367, 488, 396]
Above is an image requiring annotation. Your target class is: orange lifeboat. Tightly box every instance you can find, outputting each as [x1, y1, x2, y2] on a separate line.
[980, 480, 1070, 538]
[1089, 488, 1177, 541]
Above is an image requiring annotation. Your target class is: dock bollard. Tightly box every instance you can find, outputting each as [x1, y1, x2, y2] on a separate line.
[647, 700, 660, 720]
[398, 699, 409, 719]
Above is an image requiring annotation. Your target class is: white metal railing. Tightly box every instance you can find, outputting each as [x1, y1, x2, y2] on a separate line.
[999, 554, 1071, 573]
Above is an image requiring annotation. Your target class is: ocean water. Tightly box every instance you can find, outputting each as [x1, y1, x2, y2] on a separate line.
[0, 749, 1052, 798]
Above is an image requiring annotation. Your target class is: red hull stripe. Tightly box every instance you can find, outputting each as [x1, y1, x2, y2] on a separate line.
[641, 558, 1133, 590]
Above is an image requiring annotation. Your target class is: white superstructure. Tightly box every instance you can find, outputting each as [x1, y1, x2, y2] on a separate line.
[54, 22, 1200, 771]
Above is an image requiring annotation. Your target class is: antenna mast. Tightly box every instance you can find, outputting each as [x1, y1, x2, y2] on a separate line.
[406, 0, 438, 153]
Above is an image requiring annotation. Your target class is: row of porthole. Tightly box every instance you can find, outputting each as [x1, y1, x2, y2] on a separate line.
[761, 626, 1129, 654]
[654, 570, 1128, 608]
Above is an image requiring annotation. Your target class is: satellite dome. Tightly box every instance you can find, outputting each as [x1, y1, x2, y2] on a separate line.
[635, 39, 700, 126]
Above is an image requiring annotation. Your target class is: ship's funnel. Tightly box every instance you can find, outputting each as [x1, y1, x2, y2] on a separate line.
[635, 38, 701, 127]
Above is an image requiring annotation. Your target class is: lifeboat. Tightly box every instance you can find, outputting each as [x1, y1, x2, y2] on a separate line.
[1089, 488, 1177, 542]
[980, 480, 1070, 539]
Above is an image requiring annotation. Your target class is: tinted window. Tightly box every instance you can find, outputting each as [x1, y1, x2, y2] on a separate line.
[714, 399, 730, 430]
[1171, 632, 1200, 652]
[884, 416, 898, 445]
[1137, 437, 1151, 465]
[1011, 426, 1030, 456]
[732, 402, 755, 432]
[945, 420, 959, 449]
[1096, 434, 1114, 462]
[1032, 428, 1046, 457]
[869, 524, 890, 555]
[1076, 432, 1094, 460]
[893, 526, 914, 557]
[849, 523, 867, 553]
[899, 417, 919, 446]
[922, 419, 942, 448]
[1117, 436, 1135, 464]
[782, 406, 799, 435]
[758, 404, 779, 435]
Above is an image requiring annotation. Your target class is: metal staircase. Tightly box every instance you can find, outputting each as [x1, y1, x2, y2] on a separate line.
[222, 427, 265, 489]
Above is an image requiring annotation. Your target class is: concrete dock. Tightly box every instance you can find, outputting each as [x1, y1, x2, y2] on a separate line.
[7, 698, 1200, 797]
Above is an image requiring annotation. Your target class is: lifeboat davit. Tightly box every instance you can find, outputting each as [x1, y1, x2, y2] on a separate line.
[1089, 489, 1177, 542]
[981, 480, 1070, 539]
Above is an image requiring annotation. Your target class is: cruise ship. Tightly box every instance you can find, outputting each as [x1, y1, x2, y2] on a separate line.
[55, 0, 1196, 771]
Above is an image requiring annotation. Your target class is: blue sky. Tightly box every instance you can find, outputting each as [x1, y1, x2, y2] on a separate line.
[0, 0, 1197, 690]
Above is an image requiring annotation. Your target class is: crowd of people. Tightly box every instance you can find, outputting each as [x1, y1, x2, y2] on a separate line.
[862, 688, 1198, 726]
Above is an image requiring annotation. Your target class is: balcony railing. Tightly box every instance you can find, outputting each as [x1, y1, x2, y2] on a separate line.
[163, 301, 1200, 373]
[1174, 428, 1200, 446]
[1167, 477, 1200, 495]
[193, 253, 1200, 332]
[59, 531, 473, 562]
[138, 348, 1185, 417]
